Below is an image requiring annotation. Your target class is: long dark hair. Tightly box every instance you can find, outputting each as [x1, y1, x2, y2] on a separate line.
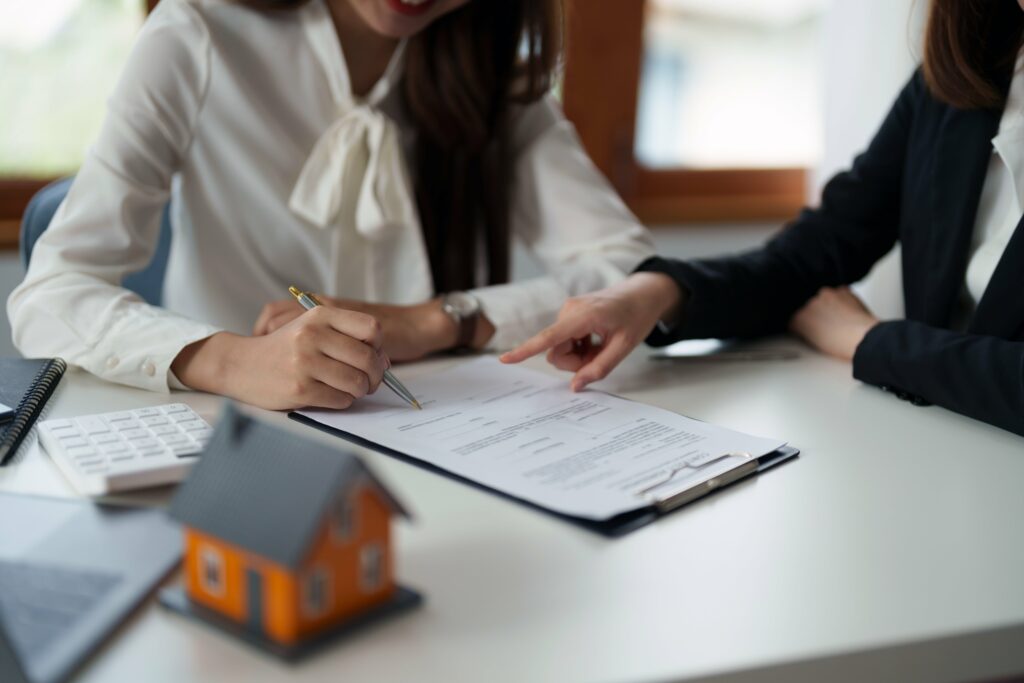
[241, 0, 563, 293]
[923, 0, 1024, 110]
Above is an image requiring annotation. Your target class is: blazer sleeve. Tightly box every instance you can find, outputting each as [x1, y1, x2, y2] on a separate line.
[638, 71, 926, 346]
[854, 321, 1024, 436]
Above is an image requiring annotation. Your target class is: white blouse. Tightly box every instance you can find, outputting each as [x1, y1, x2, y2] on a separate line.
[7, 0, 654, 392]
[962, 54, 1024, 321]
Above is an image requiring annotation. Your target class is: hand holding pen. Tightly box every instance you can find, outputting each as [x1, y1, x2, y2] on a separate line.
[289, 287, 422, 410]
[171, 286, 401, 411]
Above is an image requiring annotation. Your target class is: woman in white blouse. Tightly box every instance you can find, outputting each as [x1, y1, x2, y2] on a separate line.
[7, 0, 653, 410]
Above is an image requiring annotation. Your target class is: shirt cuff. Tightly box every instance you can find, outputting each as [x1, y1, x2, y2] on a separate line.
[634, 256, 691, 347]
[471, 276, 567, 351]
[168, 369, 190, 391]
[75, 314, 222, 393]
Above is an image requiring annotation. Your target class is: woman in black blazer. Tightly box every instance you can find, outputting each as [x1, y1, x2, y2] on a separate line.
[503, 0, 1024, 437]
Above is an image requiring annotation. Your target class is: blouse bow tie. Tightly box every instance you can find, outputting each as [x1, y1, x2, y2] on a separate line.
[288, 105, 417, 237]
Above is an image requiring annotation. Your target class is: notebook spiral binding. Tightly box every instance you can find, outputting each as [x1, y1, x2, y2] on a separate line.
[0, 358, 68, 462]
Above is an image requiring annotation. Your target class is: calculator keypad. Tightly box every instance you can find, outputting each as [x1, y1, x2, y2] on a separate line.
[38, 404, 213, 495]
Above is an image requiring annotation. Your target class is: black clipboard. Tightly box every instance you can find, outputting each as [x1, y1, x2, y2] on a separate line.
[288, 412, 799, 538]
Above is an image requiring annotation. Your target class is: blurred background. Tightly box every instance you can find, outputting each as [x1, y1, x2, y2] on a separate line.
[0, 0, 926, 357]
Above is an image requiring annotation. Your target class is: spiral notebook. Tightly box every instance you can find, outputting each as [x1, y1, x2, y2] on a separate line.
[0, 357, 67, 466]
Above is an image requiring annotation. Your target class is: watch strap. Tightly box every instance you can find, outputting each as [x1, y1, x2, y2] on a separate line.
[454, 308, 477, 349]
[442, 293, 480, 350]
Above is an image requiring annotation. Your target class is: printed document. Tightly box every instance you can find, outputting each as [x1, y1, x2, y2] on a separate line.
[299, 358, 784, 520]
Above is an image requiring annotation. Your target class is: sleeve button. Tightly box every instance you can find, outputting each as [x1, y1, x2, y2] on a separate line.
[106, 356, 120, 369]
[142, 361, 156, 377]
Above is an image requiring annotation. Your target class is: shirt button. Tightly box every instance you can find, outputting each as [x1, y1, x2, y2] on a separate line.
[106, 356, 119, 369]
[142, 361, 156, 377]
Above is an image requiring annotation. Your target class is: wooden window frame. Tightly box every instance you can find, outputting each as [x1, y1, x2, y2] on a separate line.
[0, 0, 808, 248]
[561, 0, 808, 225]
[0, 0, 159, 250]
[0, 180, 49, 249]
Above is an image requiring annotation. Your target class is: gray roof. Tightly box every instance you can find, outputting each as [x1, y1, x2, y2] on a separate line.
[169, 403, 408, 569]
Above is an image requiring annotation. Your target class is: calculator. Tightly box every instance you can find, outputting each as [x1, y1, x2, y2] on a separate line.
[37, 404, 214, 496]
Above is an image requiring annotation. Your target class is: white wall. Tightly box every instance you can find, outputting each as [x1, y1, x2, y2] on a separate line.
[512, 222, 777, 282]
[817, 0, 927, 318]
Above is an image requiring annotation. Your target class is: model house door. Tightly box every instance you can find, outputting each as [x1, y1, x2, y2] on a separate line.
[246, 567, 264, 635]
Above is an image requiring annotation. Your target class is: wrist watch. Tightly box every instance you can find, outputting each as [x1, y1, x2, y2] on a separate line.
[440, 291, 482, 350]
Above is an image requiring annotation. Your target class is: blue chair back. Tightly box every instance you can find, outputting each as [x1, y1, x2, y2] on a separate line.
[19, 178, 172, 306]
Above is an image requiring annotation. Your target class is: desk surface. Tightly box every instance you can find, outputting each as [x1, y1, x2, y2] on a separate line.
[2, 344, 1023, 683]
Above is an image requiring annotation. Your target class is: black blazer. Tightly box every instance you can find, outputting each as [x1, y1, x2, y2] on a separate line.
[638, 70, 1024, 437]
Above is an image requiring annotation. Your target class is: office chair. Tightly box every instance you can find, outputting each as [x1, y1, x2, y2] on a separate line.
[19, 177, 172, 306]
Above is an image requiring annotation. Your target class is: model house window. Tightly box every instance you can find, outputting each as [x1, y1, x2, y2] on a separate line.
[199, 546, 224, 596]
[332, 493, 357, 542]
[360, 543, 383, 592]
[303, 568, 331, 618]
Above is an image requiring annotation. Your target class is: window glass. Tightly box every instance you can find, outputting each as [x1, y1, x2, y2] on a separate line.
[359, 543, 383, 592]
[200, 547, 224, 595]
[635, 0, 825, 169]
[332, 492, 356, 541]
[0, 0, 144, 177]
[303, 569, 330, 617]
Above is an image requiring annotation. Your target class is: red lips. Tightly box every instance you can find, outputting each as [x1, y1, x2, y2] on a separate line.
[385, 0, 437, 17]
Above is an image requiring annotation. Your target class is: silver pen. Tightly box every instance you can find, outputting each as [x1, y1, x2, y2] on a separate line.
[288, 286, 422, 410]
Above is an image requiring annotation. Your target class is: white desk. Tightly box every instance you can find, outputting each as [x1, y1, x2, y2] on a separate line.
[3, 345, 1023, 683]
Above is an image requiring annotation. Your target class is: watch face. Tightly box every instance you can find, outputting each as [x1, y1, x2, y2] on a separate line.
[444, 292, 480, 318]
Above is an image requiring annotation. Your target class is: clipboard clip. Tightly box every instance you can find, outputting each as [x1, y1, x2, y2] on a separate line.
[634, 451, 758, 513]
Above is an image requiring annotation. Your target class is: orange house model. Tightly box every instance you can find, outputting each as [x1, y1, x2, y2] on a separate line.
[164, 405, 419, 657]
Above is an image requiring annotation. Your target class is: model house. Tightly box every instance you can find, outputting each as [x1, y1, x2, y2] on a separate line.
[168, 405, 410, 648]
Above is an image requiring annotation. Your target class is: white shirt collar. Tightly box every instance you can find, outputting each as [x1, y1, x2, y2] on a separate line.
[290, 0, 416, 236]
[300, 0, 407, 109]
[991, 50, 1024, 212]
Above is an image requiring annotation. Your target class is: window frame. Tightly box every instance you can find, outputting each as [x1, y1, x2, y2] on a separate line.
[331, 490, 358, 543]
[359, 542, 384, 593]
[0, 0, 159, 250]
[0, 0, 811, 249]
[0, 179, 48, 249]
[199, 545, 225, 597]
[560, 0, 808, 225]
[302, 566, 331, 618]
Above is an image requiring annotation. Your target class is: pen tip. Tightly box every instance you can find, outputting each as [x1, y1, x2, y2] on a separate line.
[288, 286, 302, 298]
[413, 400, 422, 410]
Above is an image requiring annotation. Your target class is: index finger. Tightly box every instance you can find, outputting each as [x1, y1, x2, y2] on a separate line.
[570, 333, 635, 392]
[500, 316, 588, 364]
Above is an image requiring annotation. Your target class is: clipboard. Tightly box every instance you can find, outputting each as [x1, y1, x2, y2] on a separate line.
[289, 412, 799, 538]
